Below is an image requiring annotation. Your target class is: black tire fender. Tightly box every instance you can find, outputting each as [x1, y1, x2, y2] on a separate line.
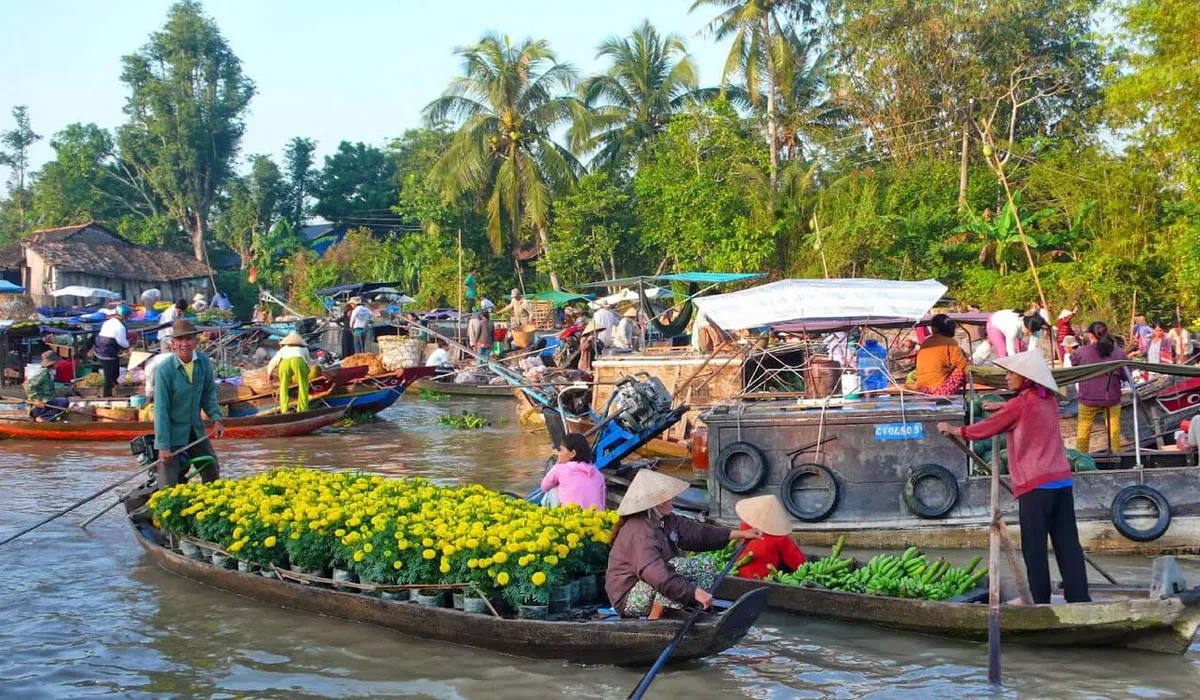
[779, 463, 839, 522]
[902, 464, 960, 519]
[713, 441, 768, 494]
[1111, 485, 1171, 542]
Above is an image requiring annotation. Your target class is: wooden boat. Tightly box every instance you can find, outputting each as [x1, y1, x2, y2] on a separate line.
[0, 406, 346, 441]
[131, 520, 767, 665]
[716, 576, 1200, 655]
[225, 367, 435, 418]
[412, 376, 517, 398]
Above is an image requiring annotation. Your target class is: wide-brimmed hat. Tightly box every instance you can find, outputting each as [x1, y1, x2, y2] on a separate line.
[510, 288, 521, 298]
[127, 350, 154, 372]
[735, 494, 792, 536]
[617, 469, 690, 516]
[192, 292, 207, 301]
[1057, 309, 1075, 320]
[1062, 335, 1080, 348]
[39, 350, 60, 367]
[622, 307, 638, 318]
[992, 350, 1059, 394]
[280, 332, 307, 347]
[581, 321, 596, 336]
[348, 296, 362, 305]
[170, 318, 201, 338]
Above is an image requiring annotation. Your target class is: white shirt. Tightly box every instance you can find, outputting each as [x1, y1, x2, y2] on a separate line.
[267, 345, 311, 376]
[1148, 338, 1165, 364]
[143, 353, 170, 397]
[594, 308, 619, 346]
[350, 305, 374, 330]
[426, 348, 451, 366]
[613, 317, 636, 350]
[159, 306, 181, 341]
[99, 317, 130, 348]
[988, 309, 1027, 356]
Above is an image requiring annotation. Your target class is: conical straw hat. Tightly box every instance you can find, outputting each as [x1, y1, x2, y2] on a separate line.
[992, 349, 1059, 394]
[734, 494, 792, 536]
[280, 332, 308, 347]
[617, 469, 690, 516]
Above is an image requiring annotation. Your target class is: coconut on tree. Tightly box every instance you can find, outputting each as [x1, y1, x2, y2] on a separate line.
[424, 34, 584, 291]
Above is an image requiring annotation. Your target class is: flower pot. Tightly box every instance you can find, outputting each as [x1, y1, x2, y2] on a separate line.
[290, 564, 319, 585]
[452, 592, 465, 610]
[567, 579, 581, 605]
[380, 589, 411, 602]
[332, 567, 358, 590]
[237, 560, 259, 574]
[210, 551, 235, 569]
[260, 568, 279, 580]
[517, 604, 548, 620]
[548, 585, 571, 614]
[576, 575, 598, 604]
[179, 540, 205, 560]
[414, 590, 447, 607]
[462, 595, 489, 615]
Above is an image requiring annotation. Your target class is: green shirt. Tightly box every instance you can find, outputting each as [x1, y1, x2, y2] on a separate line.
[153, 351, 222, 450]
[465, 273, 478, 299]
[24, 367, 56, 402]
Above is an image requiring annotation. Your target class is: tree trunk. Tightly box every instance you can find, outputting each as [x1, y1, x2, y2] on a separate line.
[761, 13, 779, 193]
[958, 124, 970, 212]
[191, 212, 206, 262]
[536, 224, 561, 291]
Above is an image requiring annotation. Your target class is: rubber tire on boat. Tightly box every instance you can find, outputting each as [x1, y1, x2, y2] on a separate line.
[1111, 485, 1171, 542]
[713, 442, 768, 494]
[779, 463, 839, 522]
[902, 464, 959, 519]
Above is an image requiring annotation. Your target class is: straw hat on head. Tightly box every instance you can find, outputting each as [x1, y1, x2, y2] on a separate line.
[170, 318, 201, 338]
[622, 307, 638, 318]
[581, 321, 596, 336]
[617, 469, 690, 516]
[992, 350, 1059, 394]
[40, 350, 60, 367]
[734, 495, 792, 536]
[348, 296, 363, 305]
[280, 332, 307, 347]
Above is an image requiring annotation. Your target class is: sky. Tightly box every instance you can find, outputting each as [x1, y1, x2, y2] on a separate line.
[0, 0, 735, 176]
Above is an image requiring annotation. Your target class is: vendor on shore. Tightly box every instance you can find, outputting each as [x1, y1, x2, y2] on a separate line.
[732, 495, 806, 580]
[937, 350, 1090, 605]
[153, 319, 224, 488]
[985, 308, 1046, 359]
[605, 470, 761, 618]
[25, 351, 68, 422]
[909, 313, 968, 395]
[267, 332, 311, 413]
[499, 288, 534, 328]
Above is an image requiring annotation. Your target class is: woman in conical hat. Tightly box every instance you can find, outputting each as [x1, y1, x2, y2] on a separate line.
[938, 350, 1090, 605]
[605, 469, 761, 618]
[267, 331, 313, 413]
[731, 495, 808, 580]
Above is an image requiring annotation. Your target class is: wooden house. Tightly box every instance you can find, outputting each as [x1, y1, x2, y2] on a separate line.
[0, 222, 212, 305]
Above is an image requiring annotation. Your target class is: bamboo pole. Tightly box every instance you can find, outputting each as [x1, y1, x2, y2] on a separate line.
[988, 435, 1002, 685]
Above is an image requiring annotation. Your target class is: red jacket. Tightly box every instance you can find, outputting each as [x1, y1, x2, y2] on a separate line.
[960, 386, 1071, 497]
[735, 522, 807, 579]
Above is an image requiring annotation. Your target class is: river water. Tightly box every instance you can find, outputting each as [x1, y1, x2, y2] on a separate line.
[2, 396, 1198, 699]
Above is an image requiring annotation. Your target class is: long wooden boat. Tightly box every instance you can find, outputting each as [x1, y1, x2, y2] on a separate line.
[412, 376, 517, 398]
[225, 367, 435, 418]
[131, 521, 767, 665]
[0, 406, 346, 441]
[716, 576, 1200, 655]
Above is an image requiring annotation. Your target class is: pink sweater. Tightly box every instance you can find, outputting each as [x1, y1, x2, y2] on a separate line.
[960, 387, 1071, 497]
[540, 461, 606, 510]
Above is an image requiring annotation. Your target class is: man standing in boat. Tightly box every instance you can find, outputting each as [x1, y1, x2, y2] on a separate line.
[937, 351, 1090, 605]
[153, 319, 224, 487]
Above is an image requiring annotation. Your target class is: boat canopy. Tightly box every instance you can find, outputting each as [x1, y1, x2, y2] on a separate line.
[50, 285, 120, 299]
[591, 286, 671, 308]
[580, 272, 764, 288]
[525, 290, 594, 307]
[314, 281, 406, 298]
[692, 278, 948, 331]
[0, 280, 24, 293]
[774, 312, 990, 334]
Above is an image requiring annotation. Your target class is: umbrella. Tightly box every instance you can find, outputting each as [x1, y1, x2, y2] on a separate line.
[0, 280, 24, 293]
[50, 285, 120, 299]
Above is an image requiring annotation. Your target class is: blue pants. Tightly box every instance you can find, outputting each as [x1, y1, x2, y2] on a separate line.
[353, 328, 366, 354]
[31, 398, 68, 421]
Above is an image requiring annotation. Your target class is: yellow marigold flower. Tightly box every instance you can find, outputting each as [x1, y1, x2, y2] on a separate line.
[335, 528, 346, 537]
[467, 558, 478, 569]
[422, 537, 434, 548]
[439, 563, 451, 574]
[264, 536, 277, 548]
[393, 560, 403, 570]
[422, 549, 437, 560]
[496, 571, 510, 586]
[531, 571, 547, 586]
[161, 509, 172, 518]
[442, 544, 455, 556]
[353, 550, 364, 562]
[363, 543, 373, 553]
[492, 551, 508, 564]
[545, 555, 559, 566]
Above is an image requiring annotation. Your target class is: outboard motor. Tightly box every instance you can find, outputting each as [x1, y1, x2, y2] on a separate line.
[610, 373, 673, 434]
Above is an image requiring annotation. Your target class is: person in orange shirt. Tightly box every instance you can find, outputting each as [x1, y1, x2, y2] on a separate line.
[910, 313, 968, 395]
[733, 495, 807, 580]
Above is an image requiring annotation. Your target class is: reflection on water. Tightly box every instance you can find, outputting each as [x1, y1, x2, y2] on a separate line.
[1, 395, 1198, 698]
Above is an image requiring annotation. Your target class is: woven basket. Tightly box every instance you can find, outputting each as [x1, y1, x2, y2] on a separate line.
[511, 325, 537, 349]
[378, 336, 423, 370]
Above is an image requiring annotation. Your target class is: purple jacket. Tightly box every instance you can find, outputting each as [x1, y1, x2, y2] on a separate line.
[1070, 343, 1127, 407]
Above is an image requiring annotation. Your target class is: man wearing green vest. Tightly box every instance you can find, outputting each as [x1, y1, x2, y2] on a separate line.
[153, 319, 225, 488]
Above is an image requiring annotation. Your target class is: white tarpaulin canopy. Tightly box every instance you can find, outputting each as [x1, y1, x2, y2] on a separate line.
[691, 278, 948, 331]
[50, 285, 120, 299]
[589, 286, 671, 309]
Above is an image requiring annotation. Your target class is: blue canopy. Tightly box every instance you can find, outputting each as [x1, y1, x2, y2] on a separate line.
[0, 280, 25, 293]
[580, 272, 764, 288]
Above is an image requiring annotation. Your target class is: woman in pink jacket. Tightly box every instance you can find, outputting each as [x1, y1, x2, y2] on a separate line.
[540, 433, 606, 510]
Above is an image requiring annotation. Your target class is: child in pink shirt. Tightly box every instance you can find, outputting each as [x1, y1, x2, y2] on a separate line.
[540, 433, 606, 510]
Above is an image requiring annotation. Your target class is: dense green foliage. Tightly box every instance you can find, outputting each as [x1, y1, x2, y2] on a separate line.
[2, 0, 1199, 324]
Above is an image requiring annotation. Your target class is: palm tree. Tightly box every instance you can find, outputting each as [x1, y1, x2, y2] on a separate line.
[573, 20, 703, 171]
[948, 192, 1056, 275]
[774, 26, 844, 161]
[424, 34, 583, 290]
[691, 0, 812, 190]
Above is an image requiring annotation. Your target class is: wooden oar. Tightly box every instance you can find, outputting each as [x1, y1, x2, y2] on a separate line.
[627, 542, 749, 700]
[0, 433, 209, 549]
[946, 433, 1122, 586]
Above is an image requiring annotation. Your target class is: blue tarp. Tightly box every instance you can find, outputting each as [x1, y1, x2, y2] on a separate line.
[0, 280, 24, 293]
[580, 272, 764, 288]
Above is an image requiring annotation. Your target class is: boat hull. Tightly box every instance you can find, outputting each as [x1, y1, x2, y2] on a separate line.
[716, 576, 1200, 655]
[133, 524, 765, 665]
[0, 407, 345, 441]
[225, 368, 434, 418]
[412, 377, 516, 398]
